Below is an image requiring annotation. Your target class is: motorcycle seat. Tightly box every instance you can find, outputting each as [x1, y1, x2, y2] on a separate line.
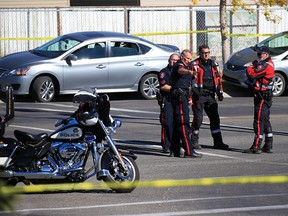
[14, 130, 48, 145]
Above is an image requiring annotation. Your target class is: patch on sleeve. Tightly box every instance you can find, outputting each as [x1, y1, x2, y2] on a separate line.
[159, 71, 165, 79]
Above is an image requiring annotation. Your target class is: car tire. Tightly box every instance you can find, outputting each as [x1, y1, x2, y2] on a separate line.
[273, 73, 286, 97]
[139, 73, 159, 99]
[32, 76, 55, 102]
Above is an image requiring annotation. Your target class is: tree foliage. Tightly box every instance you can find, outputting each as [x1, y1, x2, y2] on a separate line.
[191, 0, 288, 64]
[231, 0, 288, 23]
[0, 181, 18, 212]
[192, 0, 288, 23]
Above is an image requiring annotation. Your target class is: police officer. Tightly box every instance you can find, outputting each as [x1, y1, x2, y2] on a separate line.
[157, 53, 180, 153]
[190, 45, 229, 150]
[170, 49, 202, 158]
[243, 46, 275, 154]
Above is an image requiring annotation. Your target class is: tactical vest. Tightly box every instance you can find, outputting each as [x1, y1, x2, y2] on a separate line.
[191, 58, 223, 93]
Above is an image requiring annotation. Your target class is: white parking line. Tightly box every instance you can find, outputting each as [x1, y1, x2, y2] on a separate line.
[10, 193, 288, 214]
[114, 205, 288, 215]
[200, 152, 243, 159]
[10, 125, 54, 132]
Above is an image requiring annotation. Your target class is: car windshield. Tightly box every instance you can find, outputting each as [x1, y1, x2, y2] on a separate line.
[31, 36, 82, 58]
[256, 32, 288, 56]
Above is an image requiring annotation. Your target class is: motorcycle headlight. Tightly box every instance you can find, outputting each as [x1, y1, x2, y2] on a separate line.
[9, 67, 30, 76]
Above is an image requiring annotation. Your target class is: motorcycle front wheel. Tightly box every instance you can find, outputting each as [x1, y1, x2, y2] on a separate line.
[101, 153, 140, 193]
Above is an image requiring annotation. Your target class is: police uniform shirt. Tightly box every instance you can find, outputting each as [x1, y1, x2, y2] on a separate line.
[159, 65, 173, 97]
[171, 60, 193, 90]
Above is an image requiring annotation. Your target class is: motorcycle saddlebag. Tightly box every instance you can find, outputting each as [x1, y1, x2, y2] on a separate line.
[0, 138, 17, 168]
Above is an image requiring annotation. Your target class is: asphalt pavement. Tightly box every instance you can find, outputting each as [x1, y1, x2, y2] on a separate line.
[0, 84, 288, 216]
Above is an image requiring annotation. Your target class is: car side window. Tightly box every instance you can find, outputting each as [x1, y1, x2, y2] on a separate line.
[110, 41, 140, 57]
[73, 42, 106, 59]
[264, 34, 288, 56]
[138, 43, 151, 54]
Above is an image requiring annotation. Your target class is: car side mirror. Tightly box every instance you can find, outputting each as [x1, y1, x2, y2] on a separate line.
[66, 54, 78, 61]
[65, 54, 78, 66]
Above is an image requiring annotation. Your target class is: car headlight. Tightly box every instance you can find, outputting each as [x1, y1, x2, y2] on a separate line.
[244, 62, 252, 67]
[9, 67, 30, 76]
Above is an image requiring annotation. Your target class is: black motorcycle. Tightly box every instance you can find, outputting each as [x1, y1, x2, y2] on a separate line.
[0, 86, 139, 193]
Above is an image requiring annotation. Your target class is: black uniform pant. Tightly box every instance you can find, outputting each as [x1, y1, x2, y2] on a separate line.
[253, 93, 273, 148]
[159, 98, 174, 151]
[191, 94, 223, 145]
[171, 93, 194, 156]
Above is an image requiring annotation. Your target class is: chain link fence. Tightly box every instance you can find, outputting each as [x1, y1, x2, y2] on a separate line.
[0, 6, 287, 60]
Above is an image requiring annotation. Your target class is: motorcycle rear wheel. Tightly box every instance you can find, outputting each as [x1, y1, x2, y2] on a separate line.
[102, 154, 140, 193]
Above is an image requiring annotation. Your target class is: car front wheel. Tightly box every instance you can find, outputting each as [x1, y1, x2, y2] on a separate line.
[32, 76, 56, 102]
[139, 73, 159, 99]
[273, 73, 286, 97]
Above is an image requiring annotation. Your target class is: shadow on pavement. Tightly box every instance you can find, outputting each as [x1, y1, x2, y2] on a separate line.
[0, 92, 144, 103]
[116, 140, 170, 157]
[0, 83, 252, 103]
[223, 82, 253, 97]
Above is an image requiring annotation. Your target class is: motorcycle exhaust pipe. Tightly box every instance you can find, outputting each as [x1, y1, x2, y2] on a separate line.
[0, 170, 66, 179]
[0, 155, 66, 179]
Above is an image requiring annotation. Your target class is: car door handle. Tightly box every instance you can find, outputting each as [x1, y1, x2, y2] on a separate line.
[134, 62, 144, 67]
[96, 64, 106, 69]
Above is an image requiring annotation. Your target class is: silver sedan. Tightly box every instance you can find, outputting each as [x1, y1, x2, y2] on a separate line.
[0, 31, 179, 102]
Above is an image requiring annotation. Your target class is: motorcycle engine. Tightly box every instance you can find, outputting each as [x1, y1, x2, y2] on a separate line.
[50, 141, 88, 173]
[58, 143, 78, 160]
[59, 143, 86, 159]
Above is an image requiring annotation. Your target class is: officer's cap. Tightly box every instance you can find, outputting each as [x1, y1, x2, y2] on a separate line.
[255, 45, 270, 54]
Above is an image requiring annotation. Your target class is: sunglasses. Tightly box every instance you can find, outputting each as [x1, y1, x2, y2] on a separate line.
[201, 51, 210, 55]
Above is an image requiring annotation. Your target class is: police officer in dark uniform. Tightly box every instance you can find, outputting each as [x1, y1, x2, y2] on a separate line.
[243, 46, 275, 154]
[190, 45, 229, 150]
[170, 49, 202, 158]
[157, 53, 180, 153]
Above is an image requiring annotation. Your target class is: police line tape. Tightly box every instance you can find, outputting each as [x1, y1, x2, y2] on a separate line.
[133, 30, 220, 36]
[0, 31, 273, 41]
[133, 31, 273, 37]
[1, 175, 288, 194]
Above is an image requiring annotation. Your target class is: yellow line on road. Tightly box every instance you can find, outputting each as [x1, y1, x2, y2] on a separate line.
[2, 175, 287, 194]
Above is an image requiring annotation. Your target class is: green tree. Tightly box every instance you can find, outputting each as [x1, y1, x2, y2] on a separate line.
[192, 0, 288, 65]
[0, 181, 18, 212]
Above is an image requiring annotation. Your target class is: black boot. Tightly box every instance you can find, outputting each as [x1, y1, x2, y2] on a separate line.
[262, 137, 273, 153]
[212, 132, 229, 150]
[243, 138, 262, 154]
[191, 130, 201, 149]
[243, 146, 262, 154]
[192, 141, 201, 149]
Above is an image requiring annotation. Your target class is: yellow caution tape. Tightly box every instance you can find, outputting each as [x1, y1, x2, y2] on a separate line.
[1, 175, 287, 194]
[228, 33, 273, 37]
[0, 31, 273, 41]
[132, 30, 220, 36]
